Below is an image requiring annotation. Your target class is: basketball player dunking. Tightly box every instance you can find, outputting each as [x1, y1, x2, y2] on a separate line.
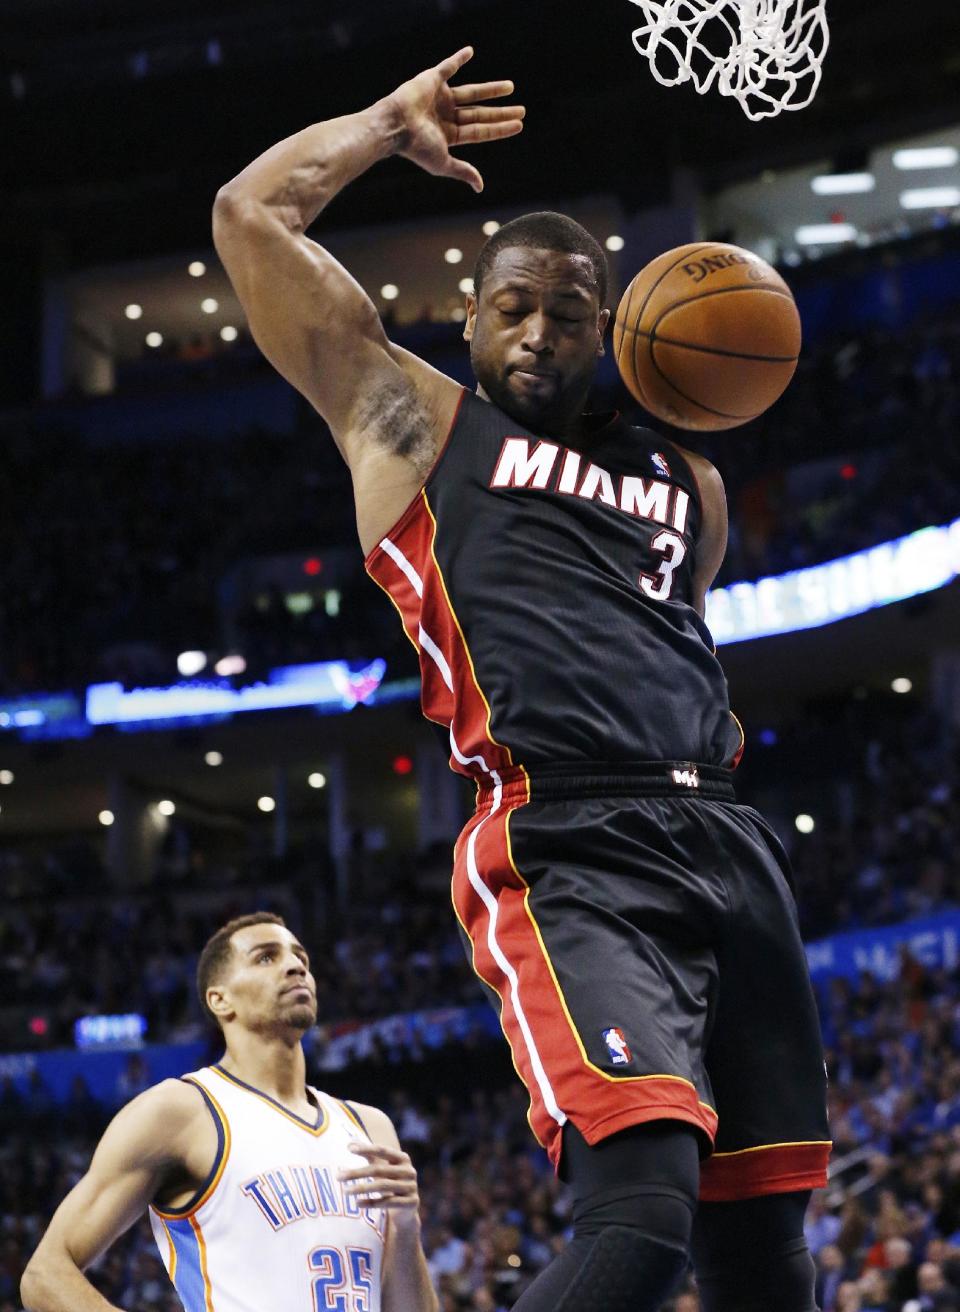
[21, 914, 436, 1312]
[210, 48, 831, 1312]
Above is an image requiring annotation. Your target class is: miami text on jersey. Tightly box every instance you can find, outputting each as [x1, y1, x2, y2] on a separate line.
[489, 437, 690, 533]
[241, 1164, 386, 1238]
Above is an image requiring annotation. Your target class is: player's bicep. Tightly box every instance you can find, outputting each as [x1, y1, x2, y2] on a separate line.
[213, 194, 404, 453]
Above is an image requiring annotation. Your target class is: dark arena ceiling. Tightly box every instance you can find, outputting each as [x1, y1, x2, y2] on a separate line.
[2, 0, 959, 266]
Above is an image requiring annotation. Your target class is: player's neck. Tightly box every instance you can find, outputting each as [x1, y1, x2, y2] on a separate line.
[219, 1031, 311, 1110]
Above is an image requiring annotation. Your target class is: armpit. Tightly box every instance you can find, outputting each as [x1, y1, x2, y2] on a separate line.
[351, 373, 437, 481]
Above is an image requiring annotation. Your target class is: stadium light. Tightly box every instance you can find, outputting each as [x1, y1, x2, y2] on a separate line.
[157, 800, 175, 816]
[220, 325, 238, 342]
[204, 750, 223, 767]
[458, 277, 475, 294]
[893, 146, 958, 170]
[99, 810, 115, 826]
[605, 234, 626, 251]
[482, 220, 500, 236]
[899, 187, 960, 210]
[444, 248, 463, 264]
[795, 814, 815, 834]
[125, 303, 143, 320]
[214, 654, 246, 677]
[810, 172, 875, 195]
[795, 224, 858, 245]
[145, 332, 163, 348]
[308, 772, 327, 789]
[380, 284, 399, 300]
[177, 651, 207, 677]
[891, 677, 913, 694]
[258, 796, 276, 813]
[200, 297, 219, 314]
[188, 260, 207, 276]
[0, 770, 13, 785]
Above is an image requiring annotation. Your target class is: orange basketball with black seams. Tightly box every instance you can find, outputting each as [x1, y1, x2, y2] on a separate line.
[613, 241, 801, 432]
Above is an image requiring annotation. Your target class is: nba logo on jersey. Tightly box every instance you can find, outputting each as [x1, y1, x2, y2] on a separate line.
[602, 1027, 632, 1065]
[651, 451, 671, 478]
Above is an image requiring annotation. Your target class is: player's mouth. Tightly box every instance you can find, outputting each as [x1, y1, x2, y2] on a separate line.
[510, 366, 557, 388]
[280, 984, 313, 999]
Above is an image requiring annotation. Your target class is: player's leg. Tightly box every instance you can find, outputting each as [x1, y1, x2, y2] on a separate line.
[695, 803, 830, 1312]
[513, 1120, 699, 1312]
[692, 1191, 817, 1312]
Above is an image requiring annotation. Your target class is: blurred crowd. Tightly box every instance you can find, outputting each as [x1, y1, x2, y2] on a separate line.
[1, 300, 958, 693]
[4, 950, 960, 1311]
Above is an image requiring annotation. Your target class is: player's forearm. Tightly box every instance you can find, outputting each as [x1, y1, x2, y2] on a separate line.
[383, 1220, 439, 1312]
[21, 1256, 123, 1312]
[215, 97, 405, 235]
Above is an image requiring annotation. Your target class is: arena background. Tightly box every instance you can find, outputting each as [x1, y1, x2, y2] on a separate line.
[2, 2, 960, 1308]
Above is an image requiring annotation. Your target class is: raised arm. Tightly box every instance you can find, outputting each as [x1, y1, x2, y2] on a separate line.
[212, 47, 523, 551]
[20, 1080, 209, 1312]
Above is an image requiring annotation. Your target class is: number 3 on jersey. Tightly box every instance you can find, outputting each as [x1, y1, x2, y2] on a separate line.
[309, 1246, 373, 1312]
[639, 530, 687, 601]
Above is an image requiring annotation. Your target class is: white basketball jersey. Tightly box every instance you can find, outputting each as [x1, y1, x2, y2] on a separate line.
[149, 1065, 386, 1312]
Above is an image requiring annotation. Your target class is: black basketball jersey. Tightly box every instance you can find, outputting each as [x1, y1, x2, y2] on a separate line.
[366, 388, 743, 781]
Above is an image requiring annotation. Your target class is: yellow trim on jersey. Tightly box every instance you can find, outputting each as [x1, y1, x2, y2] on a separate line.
[189, 1215, 216, 1312]
[505, 806, 718, 1118]
[159, 1217, 177, 1282]
[709, 1139, 833, 1159]
[151, 1077, 232, 1221]
[210, 1065, 331, 1138]
[421, 490, 515, 766]
[336, 1099, 367, 1136]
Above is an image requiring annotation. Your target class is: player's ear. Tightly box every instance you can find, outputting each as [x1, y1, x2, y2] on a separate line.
[207, 984, 234, 1024]
[463, 292, 478, 343]
[597, 307, 611, 358]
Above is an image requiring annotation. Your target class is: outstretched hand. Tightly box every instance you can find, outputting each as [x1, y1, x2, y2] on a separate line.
[387, 46, 525, 193]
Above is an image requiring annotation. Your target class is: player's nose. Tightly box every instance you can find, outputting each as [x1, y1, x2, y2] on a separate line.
[520, 311, 553, 353]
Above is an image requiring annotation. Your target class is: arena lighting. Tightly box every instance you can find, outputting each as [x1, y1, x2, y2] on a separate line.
[145, 332, 163, 348]
[99, 810, 115, 826]
[308, 772, 327, 789]
[444, 248, 463, 264]
[204, 750, 223, 766]
[900, 187, 960, 210]
[458, 277, 475, 294]
[188, 260, 207, 277]
[795, 814, 816, 834]
[605, 234, 626, 251]
[220, 325, 238, 342]
[392, 754, 414, 776]
[200, 297, 219, 314]
[705, 516, 960, 645]
[177, 650, 207, 677]
[794, 223, 858, 245]
[380, 284, 399, 300]
[810, 172, 875, 195]
[124, 303, 143, 320]
[213, 654, 246, 677]
[86, 657, 388, 726]
[0, 770, 12, 785]
[891, 677, 913, 694]
[893, 146, 958, 169]
[257, 796, 276, 813]
[482, 220, 500, 236]
[157, 800, 175, 816]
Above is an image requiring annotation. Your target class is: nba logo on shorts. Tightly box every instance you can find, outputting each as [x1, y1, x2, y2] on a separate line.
[651, 451, 671, 478]
[602, 1027, 632, 1066]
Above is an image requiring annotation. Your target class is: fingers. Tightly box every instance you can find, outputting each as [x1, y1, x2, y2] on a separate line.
[445, 156, 485, 194]
[452, 79, 516, 105]
[455, 119, 525, 146]
[456, 104, 526, 126]
[436, 46, 475, 82]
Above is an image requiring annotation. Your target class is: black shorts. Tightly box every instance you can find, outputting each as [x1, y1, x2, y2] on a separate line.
[451, 762, 831, 1202]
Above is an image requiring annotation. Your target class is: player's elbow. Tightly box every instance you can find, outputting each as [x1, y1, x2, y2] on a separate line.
[20, 1257, 51, 1311]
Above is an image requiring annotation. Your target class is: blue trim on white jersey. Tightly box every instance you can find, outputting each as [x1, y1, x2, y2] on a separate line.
[165, 1217, 207, 1312]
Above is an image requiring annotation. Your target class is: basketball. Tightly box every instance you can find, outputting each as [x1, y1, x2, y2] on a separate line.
[613, 241, 802, 432]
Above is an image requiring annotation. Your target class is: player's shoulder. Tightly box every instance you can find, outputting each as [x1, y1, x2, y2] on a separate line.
[339, 1099, 402, 1151]
[114, 1077, 210, 1139]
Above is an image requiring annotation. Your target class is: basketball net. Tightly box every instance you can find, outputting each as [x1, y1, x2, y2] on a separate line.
[628, 0, 830, 121]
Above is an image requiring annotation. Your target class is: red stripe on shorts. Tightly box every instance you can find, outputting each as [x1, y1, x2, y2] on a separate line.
[699, 1141, 831, 1201]
[453, 796, 719, 1170]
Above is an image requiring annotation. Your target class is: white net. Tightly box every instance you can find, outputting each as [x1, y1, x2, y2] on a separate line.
[628, 0, 830, 121]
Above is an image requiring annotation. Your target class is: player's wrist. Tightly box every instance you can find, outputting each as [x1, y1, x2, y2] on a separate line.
[370, 94, 411, 157]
